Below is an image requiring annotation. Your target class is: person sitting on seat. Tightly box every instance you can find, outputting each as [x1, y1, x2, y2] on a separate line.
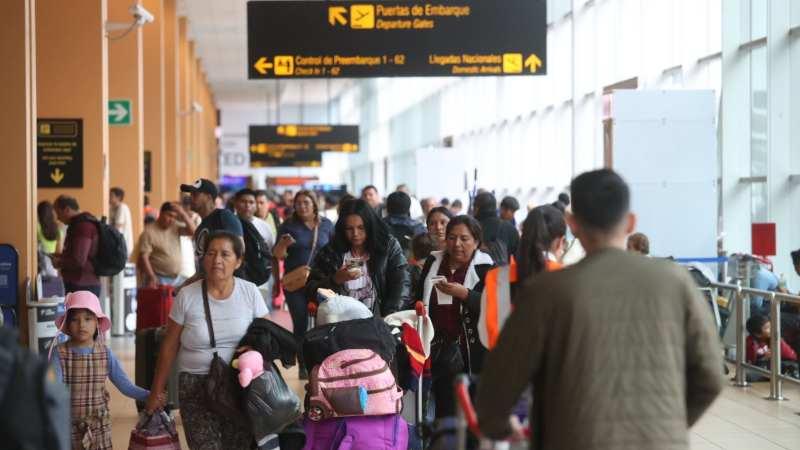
[746, 314, 798, 378]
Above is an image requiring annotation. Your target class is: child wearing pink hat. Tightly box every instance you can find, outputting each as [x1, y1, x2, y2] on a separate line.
[51, 290, 157, 449]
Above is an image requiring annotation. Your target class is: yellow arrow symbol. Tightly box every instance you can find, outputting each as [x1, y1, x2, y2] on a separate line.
[524, 54, 543, 73]
[51, 168, 64, 184]
[328, 6, 347, 26]
[254, 57, 273, 75]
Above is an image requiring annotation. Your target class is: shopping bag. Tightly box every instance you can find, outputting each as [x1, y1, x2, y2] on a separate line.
[128, 410, 181, 450]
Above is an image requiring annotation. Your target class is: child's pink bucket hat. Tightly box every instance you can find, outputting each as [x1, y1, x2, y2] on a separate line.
[54, 291, 111, 334]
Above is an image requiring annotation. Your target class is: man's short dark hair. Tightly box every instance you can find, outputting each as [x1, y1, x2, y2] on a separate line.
[235, 188, 257, 200]
[473, 192, 497, 215]
[54, 195, 79, 211]
[791, 249, 800, 267]
[254, 189, 269, 199]
[570, 169, 630, 231]
[500, 196, 520, 212]
[558, 193, 571, 206]
[386, 191, 411, 216]
[361, 185, 378, 195]
[411, 233, 435, 261]
[110, 187, 125, 200]
[159, 202, 174, 214]
[451, 199, 463, 209]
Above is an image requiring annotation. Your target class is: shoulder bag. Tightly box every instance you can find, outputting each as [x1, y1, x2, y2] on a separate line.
[282, 223, 319, 293]
[201, 281, 246, 422]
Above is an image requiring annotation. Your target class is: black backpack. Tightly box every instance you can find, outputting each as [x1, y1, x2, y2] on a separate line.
[237, 218, 272, 286]
[73, 215, 128, 276]
[0, 328, 70, 450]
[388, 223, 416, 256]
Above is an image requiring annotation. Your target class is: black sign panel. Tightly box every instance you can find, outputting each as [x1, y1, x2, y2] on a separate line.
[249, 125, 359, 167]
[247, 0, 546, 79]
[144, 150, 152, 193]
[37, 119, 83, 188]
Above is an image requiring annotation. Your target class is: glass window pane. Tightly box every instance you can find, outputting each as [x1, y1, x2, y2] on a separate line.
[750, 0, 767, 40]
[750, 45, 768, 221]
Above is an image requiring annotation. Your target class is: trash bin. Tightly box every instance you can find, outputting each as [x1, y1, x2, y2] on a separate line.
[27, 298, 65, 354]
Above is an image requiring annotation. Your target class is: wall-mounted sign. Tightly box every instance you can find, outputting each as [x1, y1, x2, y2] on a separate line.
[108, 99, 132, 126]
[249, 125, 359, 167]
[144, 151, 152, 193]
[37, 119, 83, 188]
[247, 0, 546, 79]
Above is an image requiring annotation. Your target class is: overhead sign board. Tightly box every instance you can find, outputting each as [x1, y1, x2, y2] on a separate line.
[108, 99, 132, 126]
[247, 0, 546, 79]
[37, 119, 83, 188]
[249, 125, 359, 168]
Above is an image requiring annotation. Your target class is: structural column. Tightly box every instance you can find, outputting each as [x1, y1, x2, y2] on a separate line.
[108, 0, 144, 244]
[0, 0, 37, 341]
[143, 0, 166, 207]
[177, 18, 190, 184]
[37, 0, 109, 219]
[163, 0, 179, 197]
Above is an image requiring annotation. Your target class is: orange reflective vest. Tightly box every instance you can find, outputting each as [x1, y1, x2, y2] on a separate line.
[479, 257, 562, 349]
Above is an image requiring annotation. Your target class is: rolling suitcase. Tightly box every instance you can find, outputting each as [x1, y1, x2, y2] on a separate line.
[135, 326, 180, 410]
[136, 286, 175, 330]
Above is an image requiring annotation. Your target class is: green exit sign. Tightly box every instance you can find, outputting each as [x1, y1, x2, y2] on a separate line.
[108, 99, 132, 126]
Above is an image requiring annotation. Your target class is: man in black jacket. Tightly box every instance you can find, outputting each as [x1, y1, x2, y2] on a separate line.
[383, 191, 427, 255]
[473, 192, 519, 263]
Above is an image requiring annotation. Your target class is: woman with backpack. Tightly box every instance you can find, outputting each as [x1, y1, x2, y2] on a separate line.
[306, 198, 410, 318]
[415, 215, 494, 419]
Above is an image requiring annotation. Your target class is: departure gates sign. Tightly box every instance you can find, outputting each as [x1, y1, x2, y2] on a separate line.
[247, 0, 546, 78]
[250, 125, 359, 167]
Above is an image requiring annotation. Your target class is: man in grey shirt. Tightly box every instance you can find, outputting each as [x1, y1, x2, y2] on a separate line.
[477, 169, 723, 450]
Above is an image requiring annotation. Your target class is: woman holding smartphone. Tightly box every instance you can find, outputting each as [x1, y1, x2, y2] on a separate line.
[306, 198, 410, 318]
[415, 214, 494, 419]
[272, 190, 334, 378]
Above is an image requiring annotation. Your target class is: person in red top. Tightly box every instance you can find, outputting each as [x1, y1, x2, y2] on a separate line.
[52, 195, 100, 296]
[746, 314, 798, 364]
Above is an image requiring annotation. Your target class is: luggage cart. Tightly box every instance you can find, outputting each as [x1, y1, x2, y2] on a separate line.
[453, 375, 530, 450]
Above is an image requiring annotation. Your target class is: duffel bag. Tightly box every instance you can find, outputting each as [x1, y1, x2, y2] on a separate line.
[301, 317, 399, 371]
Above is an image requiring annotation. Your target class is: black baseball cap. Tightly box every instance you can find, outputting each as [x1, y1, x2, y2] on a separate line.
[180, 178, 218, 198]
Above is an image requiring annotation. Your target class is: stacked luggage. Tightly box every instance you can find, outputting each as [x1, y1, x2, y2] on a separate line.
[134, 285, 180, 410]
[300, 291, 411, 450]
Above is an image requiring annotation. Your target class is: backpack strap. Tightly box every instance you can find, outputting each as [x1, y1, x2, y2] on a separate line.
[201, 281, 216, 349]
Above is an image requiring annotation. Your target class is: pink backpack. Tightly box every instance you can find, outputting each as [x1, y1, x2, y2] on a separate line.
[307, 349, 403, 421]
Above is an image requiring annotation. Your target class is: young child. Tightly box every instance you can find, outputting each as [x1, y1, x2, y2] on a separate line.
[746, 315, 798, 370]
[50, 291, 154, 449]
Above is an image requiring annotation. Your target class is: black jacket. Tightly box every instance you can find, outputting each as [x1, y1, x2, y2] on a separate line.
[415, 251, 494, 374]
[305, 236, 410, 317]
[476, 211, 519, 263]
[236, 318, 298, 367]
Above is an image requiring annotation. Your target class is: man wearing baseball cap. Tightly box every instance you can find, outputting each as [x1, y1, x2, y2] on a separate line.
[180, 178, 243, 270]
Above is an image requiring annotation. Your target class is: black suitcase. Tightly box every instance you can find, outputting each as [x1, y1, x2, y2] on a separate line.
[135, 326, 180, 410]
[301, 317, 400, 371]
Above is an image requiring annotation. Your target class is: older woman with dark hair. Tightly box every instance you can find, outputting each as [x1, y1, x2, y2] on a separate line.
[145, 231, 269, 449]
[306, 198, 410, 317]
[415, 214, 494, 418]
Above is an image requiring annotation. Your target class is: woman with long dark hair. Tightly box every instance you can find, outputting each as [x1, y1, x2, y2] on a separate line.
[306, 198, 410, 317]
[272, 190, 335, 371]
[37, 200, 62, 255]
[516, 204, 567, 280]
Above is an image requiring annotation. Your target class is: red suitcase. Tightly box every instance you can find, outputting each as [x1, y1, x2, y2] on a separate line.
[136, 286, 175, 330]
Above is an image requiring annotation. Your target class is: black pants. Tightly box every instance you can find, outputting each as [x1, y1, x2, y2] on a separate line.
[284, 289, 308, 342]
[64, 282, 101, 297]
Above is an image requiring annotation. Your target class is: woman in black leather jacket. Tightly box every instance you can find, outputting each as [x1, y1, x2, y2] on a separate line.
[306, 199, 410, 317]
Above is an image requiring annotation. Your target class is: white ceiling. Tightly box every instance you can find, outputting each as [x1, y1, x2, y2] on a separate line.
[178, 0, 353, 106]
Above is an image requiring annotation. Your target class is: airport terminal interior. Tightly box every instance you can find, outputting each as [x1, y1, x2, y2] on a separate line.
[2, 0, 800, 449]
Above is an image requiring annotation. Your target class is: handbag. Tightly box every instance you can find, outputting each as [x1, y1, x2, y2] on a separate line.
[282, 224, 319, 293]
[245, 362, 302, 446]
[201, 281, 246, 422]
[128, 410, 181, 450]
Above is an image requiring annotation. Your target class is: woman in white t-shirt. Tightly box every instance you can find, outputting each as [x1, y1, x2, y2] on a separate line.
[145, 231, 269, 449]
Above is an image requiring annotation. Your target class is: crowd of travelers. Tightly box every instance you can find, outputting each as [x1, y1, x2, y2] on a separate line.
[21, 167, 800, 450]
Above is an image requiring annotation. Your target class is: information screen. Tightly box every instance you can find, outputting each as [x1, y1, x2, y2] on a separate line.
[249, 125, 359, 167]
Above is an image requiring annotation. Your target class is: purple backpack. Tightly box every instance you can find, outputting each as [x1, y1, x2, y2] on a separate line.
[302, 415, 408, 450]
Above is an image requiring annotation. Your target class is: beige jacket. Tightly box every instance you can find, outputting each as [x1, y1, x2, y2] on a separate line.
[476, 248, 724, 450]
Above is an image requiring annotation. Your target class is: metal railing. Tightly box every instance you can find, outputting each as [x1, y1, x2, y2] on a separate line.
[708, 281, 800, 400]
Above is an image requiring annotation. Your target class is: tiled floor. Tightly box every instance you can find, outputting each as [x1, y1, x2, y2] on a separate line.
[107, 326, 800, 449]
